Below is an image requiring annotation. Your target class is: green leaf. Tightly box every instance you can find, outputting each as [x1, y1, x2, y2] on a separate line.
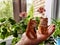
[13, 30, 18, 37]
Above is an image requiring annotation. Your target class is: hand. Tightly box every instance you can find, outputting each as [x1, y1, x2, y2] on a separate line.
[16, 24, 55, 45]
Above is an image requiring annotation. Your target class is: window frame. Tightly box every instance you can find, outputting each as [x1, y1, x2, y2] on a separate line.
[13, 0, 26, 22]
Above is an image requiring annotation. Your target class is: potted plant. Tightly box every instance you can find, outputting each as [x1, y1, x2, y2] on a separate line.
[0, 17, 21, 45]
[44, 36, 55, 45]
[0, 42, 6, 45]
[52, 19, 60, 45]
[0, 4, 40, 45]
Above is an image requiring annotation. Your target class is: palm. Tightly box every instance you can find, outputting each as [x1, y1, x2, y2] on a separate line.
[16, 24, 55, 45]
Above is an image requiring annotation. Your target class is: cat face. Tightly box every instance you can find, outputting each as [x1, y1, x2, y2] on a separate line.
[30, 19, 37, 28]
[40, 17, 48, 27]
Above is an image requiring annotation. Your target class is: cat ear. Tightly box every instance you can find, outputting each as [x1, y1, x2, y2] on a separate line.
[29, 19, 32, 23]
[40, 17, 48, 20]
[40, 17, 43, 19]
[45, 18, 48, 19]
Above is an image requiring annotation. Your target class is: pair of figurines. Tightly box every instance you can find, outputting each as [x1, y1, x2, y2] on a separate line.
[26, 6, 48, 40]
[26, 17, 48, 40]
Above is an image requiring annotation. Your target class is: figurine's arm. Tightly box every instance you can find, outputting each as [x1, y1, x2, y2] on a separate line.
[26, 19, 37, 40]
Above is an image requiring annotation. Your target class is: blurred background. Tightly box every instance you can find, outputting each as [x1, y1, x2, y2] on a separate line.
[0, 0, 60, 45]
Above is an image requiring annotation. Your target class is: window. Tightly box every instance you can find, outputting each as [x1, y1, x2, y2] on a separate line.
[26, 0, 33, 12]
[0, 0, 13, 19]
[52, 0, 60, 19]
[13, 0, 26, 22]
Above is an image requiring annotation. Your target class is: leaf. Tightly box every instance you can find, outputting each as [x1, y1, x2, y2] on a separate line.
[12, 37, 20, 45]
[27, 4, 34, 20]
[0, 42, 6, 45]
[13, 30, 18, 37]
[0, 18, 6, 22]
[8, 17, 16, 25]
[52, 19, 60, 38]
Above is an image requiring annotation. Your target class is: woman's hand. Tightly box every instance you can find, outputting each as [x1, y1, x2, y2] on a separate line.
[16, 24, 55, 45]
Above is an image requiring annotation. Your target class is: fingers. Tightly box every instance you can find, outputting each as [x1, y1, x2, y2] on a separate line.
[48, 24, 55, 36]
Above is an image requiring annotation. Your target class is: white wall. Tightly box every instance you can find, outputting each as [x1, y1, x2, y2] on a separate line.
[45, 0, 52, 25]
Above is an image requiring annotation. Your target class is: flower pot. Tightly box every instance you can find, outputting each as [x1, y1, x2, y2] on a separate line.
[0, 35, 14, 45]
[0, 42, 6, 45]
[55, 37, 60, 45]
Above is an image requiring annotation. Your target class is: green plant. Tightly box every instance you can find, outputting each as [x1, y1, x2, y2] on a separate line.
[27, 4, 34, 20]
[44, 36, 55, 45]
[0, 3, 34, 39]
[0, 18, 11, 39]
[0, 3, 40, 45]
[0, 16, 34, 39]
[0, 17, 22, 45]
[52, 19, 60, 38]
[0, 0, 13, 19]
[0, 17, 20, 39]
[12, 37, 20, 45]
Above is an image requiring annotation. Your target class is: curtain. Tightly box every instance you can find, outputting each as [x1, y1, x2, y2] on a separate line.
[57, 0, 60, 19]
[51, 0, 60, 19]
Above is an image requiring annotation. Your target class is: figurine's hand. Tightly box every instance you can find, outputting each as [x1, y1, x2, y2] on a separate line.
[16, 24, 55, 45]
